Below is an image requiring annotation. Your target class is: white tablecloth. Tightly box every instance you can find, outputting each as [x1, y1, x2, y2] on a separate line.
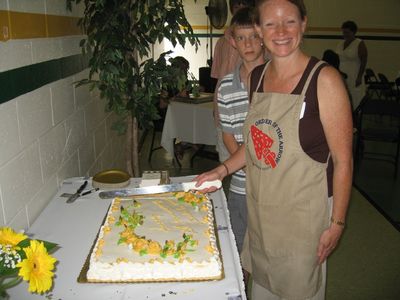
[161, 101, 217, 156]
[8, 176, 246, 300]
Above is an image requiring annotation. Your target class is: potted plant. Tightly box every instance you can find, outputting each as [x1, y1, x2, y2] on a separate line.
[66, 0, 200, 175]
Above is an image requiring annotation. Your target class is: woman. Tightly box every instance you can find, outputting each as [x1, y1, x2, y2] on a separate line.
[195, 0, 353, 299]
[336, 20, 368, 110]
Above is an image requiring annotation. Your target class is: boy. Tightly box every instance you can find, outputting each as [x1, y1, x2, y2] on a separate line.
[211, 0, 255, 162]
[218, 6, 265, 252]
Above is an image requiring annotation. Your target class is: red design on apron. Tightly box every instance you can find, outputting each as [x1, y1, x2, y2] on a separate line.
[251, 125, 277, 168]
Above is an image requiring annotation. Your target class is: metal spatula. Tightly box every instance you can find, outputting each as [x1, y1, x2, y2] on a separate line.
[98, 180, 222, 199]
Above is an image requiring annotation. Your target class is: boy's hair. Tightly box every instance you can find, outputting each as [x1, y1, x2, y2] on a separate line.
[229, 0, 255, 13]
[230, 6, 256, 28]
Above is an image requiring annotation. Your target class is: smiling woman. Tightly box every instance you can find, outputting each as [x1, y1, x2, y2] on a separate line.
[195, 0, 353, 299]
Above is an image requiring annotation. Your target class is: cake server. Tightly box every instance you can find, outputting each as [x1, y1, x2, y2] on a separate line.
[98, 180, 222, 199]
[66, 180, 88, 203]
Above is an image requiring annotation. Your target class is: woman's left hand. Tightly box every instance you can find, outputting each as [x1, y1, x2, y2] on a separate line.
[317, 224, 344, 264]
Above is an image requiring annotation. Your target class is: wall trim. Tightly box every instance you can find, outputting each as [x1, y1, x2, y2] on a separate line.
[0, 10, 82, 41]
[0, 54, 89, 104]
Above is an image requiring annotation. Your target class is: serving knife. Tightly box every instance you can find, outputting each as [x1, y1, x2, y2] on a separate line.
[98, 180, 222, 199]
[66, 180, 88, 203]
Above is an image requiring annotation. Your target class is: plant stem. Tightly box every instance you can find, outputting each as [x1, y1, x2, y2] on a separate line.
[0, 276, 22, 290]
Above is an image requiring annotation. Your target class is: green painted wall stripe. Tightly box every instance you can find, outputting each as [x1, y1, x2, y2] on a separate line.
[0, 54, 89, 104]
[193, 33, 400, 41]
[1, 32, 399, 105]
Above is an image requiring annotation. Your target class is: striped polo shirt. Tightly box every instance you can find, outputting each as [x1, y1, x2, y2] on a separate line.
[217, 63, 249, 195]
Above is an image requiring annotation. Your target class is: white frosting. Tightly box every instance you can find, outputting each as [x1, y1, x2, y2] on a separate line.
[87, 193, 222, 281]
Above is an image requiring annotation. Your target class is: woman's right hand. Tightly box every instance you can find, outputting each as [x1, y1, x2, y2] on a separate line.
[194, 165, 227, 193]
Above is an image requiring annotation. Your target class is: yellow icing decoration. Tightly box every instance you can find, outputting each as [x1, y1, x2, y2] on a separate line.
[133, 238, 149, 252]
[148, 241, 162, 255]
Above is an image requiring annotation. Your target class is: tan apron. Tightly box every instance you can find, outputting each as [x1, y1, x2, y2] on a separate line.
[242, 61, 330, 299]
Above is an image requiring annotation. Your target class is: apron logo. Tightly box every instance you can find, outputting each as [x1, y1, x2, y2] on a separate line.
[251, 125, 277, 168]
[249, 119, 284, 169]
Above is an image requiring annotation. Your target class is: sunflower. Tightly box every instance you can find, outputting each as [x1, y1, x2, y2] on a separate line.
[16, 240, 57, 293]
[0, 227, 27, 247]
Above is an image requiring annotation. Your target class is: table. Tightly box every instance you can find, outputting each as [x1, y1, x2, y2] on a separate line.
[161, 100, 217, 158]
[8, 176, 246, 300]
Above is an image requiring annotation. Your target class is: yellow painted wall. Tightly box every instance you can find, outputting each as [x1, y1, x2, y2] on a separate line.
[173, 0, 400, 79]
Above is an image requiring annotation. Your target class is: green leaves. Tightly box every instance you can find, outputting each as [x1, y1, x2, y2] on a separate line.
[117, 206, 145, 230]
[66, 0, 199, 132]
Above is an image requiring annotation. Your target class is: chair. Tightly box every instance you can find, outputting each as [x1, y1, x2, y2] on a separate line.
[355, 96, 400, 177]
[394, 77, 400, 102]
[364, 68, 379, 84]
[364, 68, 381, 98]
[147, 107, 182, 167]
[377, 73, 396, 101]
[148, 108, 166, 162]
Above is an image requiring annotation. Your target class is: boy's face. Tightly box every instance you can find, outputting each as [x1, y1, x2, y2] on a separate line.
[231, 26, 264, 63]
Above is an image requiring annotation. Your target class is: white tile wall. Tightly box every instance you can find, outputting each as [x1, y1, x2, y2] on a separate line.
[8, 209, 29, 232]
[85, 97, 108, 134]
[0, 100, 21, 166]
[0, 190, 5, 226]
[0, 40, 33, 72]
[0, 73, 126, 231]
[56, 152, 80, 186]
[60, 36, 84, 57]
[100, 142, 115, 171]
[64, 108, 86, 157]
[21, 141, 44, 200]
[51, 77, 75, 125]
[16, 86, 53, 147]
[45, 0, 70, 16]
[0, 141, 42, 225]
[78, 138, 95, 176]
[38, 122, 67, 183]
[0, 0, 7, 10]
[8, 0, 45, 14]
[26, 175, 58, 226]
[45, 0, 85, 17]
[94, 121, 107, 158]
[74, 69, 91, 108]
[0, 0, 126, 232]
[0, 36, 84, 73]
[31, 37, 62, 64]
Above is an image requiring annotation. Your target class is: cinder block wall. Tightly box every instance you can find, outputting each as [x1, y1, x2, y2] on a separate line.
[0, 0, 126, 230]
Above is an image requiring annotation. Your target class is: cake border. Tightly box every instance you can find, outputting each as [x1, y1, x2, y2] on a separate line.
[77, 193, 225, 283]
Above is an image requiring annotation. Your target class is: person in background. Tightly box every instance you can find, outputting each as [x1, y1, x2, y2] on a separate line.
[218, 6, 265, 254]
[211, 0, 255, 162]
[159, 56, 190, 110]
[336, 20, 368, 110]
[159, 56, 190, 159]
[196, 0, 353, 299]
[322, 49, 341, 75]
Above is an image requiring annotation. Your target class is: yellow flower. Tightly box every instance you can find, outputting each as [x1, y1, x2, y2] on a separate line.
[16, 240, 57, 294]
[0, 227, 27, 247]
[133, 238, 148, 252]
[148, 241, 162, 255]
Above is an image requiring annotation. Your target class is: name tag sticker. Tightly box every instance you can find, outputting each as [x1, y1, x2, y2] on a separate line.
[300, 102, 306, 119]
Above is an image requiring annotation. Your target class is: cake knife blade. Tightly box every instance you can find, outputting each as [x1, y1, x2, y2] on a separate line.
[98, 180, 222, 199]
